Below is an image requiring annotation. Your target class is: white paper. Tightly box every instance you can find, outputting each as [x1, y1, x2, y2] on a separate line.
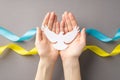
[41, 25, 79, 50]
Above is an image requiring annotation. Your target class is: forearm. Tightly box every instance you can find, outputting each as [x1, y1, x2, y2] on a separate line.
[35, 59, 55, 80]
[62, 58, 81, 80]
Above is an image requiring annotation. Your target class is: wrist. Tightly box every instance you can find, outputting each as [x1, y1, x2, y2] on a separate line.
[38, 52, 58, 63]
[62, 57, 81, 80]
[61, 54, 80, 63]
[35, 58, 55, 80]
[62, 57, 79, 65]
[39, 58, 56, 66]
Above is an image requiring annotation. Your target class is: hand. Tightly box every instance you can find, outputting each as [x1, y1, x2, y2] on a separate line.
[60, 12, 86, 61]
[35, 12, 60, 80]
[35, 12, 59, 62]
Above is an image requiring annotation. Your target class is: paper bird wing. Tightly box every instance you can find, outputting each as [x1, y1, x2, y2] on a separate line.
[44, 27, 58, 43]
[63, 27, 79, 43]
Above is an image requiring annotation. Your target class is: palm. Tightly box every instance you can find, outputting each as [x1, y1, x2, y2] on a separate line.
[60, 33, 85, 58]
[36, 37, 58, 61]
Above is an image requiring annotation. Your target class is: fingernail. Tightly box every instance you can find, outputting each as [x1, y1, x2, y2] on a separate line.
[52, 11, 55, 14]
[64, 11, 68, 15]
[62, 14, 64, 17]
[46, 12, 49, 16]
[69, 12, 72, 16]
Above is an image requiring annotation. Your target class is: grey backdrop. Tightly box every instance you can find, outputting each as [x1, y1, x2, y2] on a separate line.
[0, 0, 120, 80]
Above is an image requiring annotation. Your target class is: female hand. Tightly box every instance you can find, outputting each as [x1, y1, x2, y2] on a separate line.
[35, 12, 60, 62]
[35, 12, 61, 80]
[60, 12, 86, 61]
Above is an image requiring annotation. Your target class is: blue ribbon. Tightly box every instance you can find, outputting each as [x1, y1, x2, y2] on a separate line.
[0, 27, 36, 42]
[0, 26, 120, 42]
[86, 28, 120, 42]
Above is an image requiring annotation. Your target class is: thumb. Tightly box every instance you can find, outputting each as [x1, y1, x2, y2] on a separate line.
[80, 28, 86, 43]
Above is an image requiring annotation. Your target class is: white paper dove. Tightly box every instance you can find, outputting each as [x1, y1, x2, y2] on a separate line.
[41, 25, 79, 50]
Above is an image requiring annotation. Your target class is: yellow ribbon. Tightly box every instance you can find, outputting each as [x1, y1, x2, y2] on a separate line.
[0, 44, 37, 55]
[0, 43, 120, 57]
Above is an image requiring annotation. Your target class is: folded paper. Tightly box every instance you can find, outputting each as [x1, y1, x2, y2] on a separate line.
[41, 25, 79, 50]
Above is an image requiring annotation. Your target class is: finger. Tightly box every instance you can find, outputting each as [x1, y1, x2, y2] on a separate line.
[64, 26, 68, 34]
[69, 12, 78, 28]
[80, 28, 86, 43]
[62, 14, 65, 22]
[54, 14, 57, 24]
[52, 24, 56, 33]
[62, 14, 68, 33]
[56, 22, 60, 34]
[36, 27, 42, 43]
[52, 15, 57, 32]
[48, 12, 55, 30]
[60, 20, 64, 32]
[64, 11, 72, 31]
[42, 12, 50, 26]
